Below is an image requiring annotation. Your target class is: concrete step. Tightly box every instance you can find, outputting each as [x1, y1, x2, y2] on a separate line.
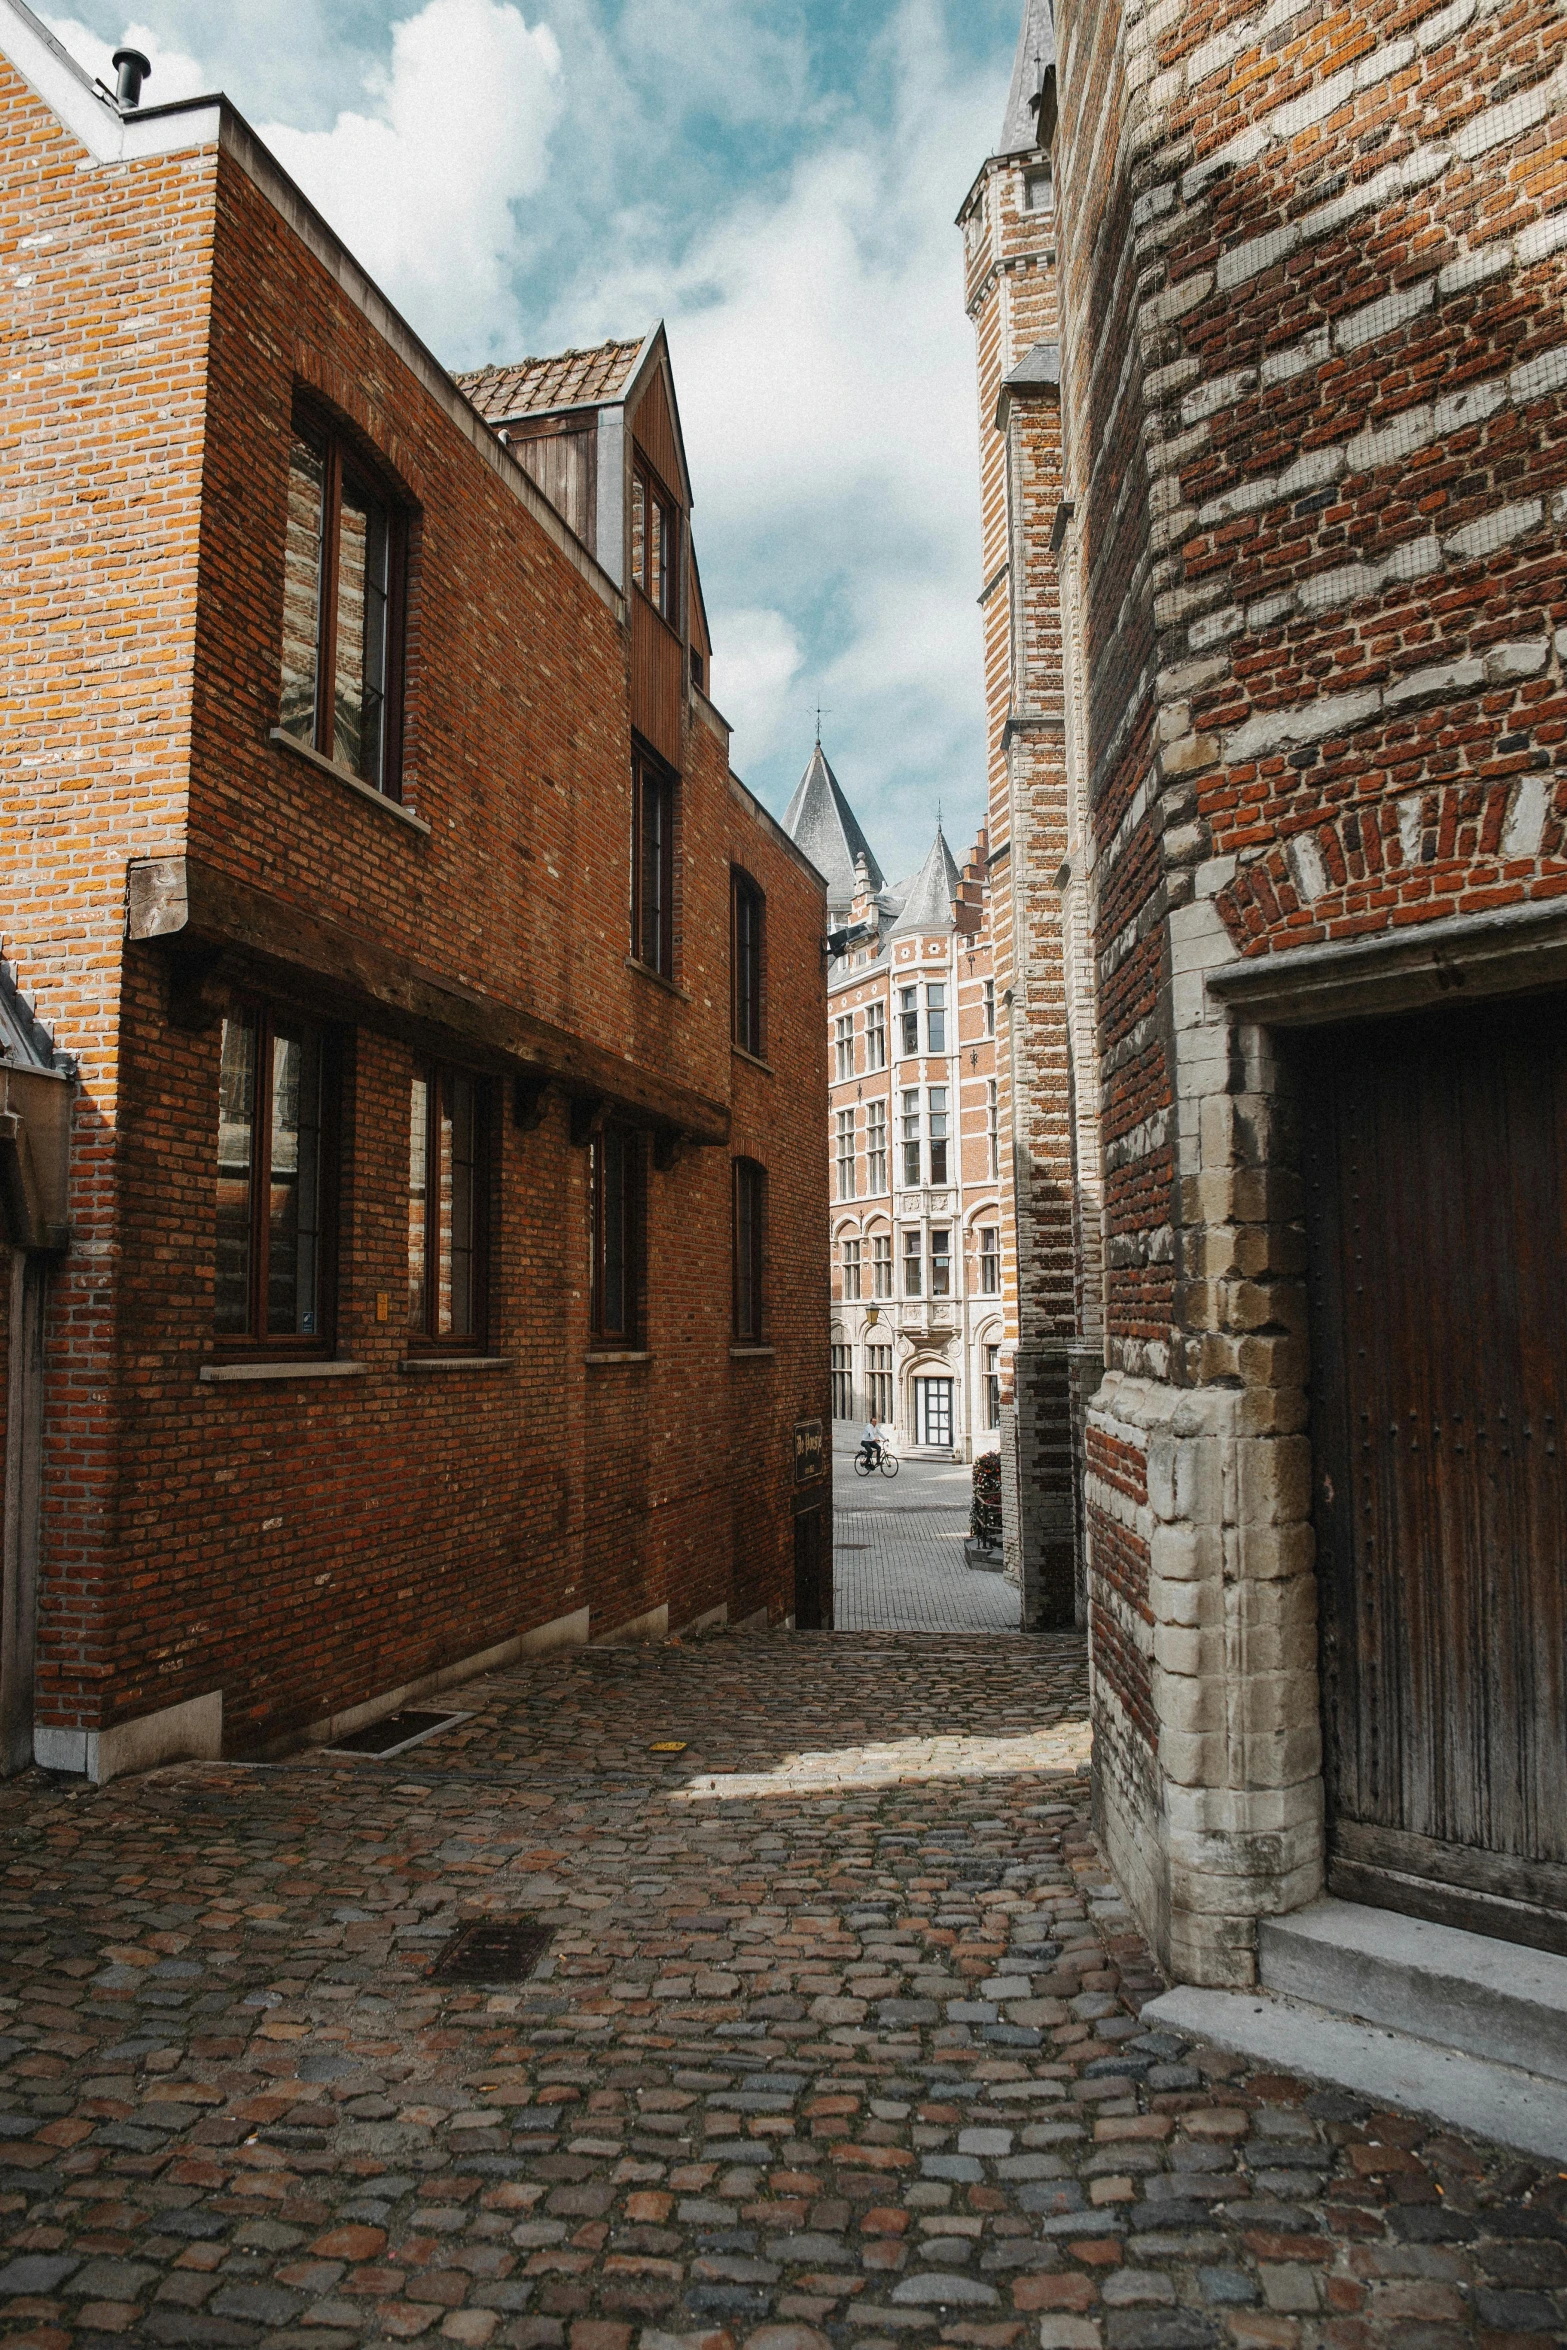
[1259, 1896, 1567, 2085]
[1140, 1983, 1567, 2163]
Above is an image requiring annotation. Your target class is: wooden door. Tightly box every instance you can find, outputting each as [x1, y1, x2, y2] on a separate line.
[794, 1503, 831, 1631]
[1299, 992, 1567, 1953]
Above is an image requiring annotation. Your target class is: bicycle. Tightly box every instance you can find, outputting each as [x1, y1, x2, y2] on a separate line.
[853, 1446, 900, 1478]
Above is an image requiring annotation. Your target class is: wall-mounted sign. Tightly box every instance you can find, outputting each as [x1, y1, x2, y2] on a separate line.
[793, 1417, 825, 1485]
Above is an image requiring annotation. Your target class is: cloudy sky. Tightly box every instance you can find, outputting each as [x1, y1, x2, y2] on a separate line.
[49, 0, 1023, 880]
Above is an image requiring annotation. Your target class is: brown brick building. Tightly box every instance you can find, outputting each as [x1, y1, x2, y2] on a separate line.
[1000, 0, 1567, 1976]
[0, 6, 828, 1782]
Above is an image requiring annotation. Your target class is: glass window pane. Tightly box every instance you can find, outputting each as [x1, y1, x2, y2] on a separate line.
[215, 1015, 256, 1334]
[280, 437, 324, 745]
[631, 471, 646, 595]
[408, 1073, 429, 1332]
[266, 1024, 323, 1336]
[446, 1074, 478, 1339]
[334, 479, 389, 785]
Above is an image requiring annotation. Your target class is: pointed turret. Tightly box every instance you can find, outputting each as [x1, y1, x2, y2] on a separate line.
[781, 742, 885, 915]
[888, 826, 963, 938]
[998, 0, 1055, 157]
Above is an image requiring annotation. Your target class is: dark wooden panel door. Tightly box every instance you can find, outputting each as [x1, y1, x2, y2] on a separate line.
[1299, 993, 1567, 1953]
[794, 1504, 831, 1631]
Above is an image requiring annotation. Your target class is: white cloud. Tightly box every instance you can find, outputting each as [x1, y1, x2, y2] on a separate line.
[46, 15, 210, 102]
[710, 607, 806, 763]
[257, 0, 563, 357]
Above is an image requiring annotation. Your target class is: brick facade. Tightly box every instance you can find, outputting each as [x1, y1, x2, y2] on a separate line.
[0, 15, 827, 1776]
[1029, 0, 1567, 1978]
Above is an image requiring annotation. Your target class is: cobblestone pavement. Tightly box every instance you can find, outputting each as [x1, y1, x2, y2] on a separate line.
[0, 1630, 1562, 2350]
[832, 1447, 1019, 1636]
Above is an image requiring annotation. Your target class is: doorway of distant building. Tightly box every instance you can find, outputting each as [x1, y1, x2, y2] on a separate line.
[913, 1376, 953, 1449]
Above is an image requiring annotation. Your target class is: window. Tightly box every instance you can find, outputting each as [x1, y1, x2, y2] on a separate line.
[987, 1078, 999, 1179]
[980, 1225, 1000, 1295]
[1024, 165, 1053, 214]
[926, 983, 947, 1054]
[632, 749, 676, 977]
[903, 1228, 922, 1297]
[631, 459, 680, 626]
[591, 1124, 644, 1345]
[280, 413, 404, 796]
[408, 1064, 489, 1350]
[916, 1376, 954, 1448]
[733, 1159, 765, 1342]
[930, 1227, 951, 1298]
[872, 1233, 893, 1298]
[899, 986, 919, 1056]
[984, 977, 996, 1037]
[985, 1344, 1001, 1429]
[843, 1237, 862, 1301]
[835, 1014, 855, 1083]
[836, 1108, 857, 1202]
[732, 871, 764, 1056]
[868, 1343, 893, 1424]
[831, 1343, 853, 1420]
[866, 1100, 887, 1194]
[928, 1087, 949, 1185]
[866, 1001, 887, 1071]
[901, 1089, 921, 1188]
[215, 1006, 334, 1352]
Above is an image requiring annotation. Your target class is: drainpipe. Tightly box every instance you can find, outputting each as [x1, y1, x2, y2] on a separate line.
[0, 1061, 72, 1775]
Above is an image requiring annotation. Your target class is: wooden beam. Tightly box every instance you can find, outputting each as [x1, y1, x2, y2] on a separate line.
[126, 856, 730, 1146]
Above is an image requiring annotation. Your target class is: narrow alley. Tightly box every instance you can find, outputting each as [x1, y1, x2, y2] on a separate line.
[831, 1438, 1020, 1636]
[0, 1632, 1559, 2349]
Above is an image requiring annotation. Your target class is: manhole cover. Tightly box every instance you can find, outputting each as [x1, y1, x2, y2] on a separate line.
[430, 1918, 553, 1985]
[837, 1544, 869, 1551]
[326, 1710, 465, 1758]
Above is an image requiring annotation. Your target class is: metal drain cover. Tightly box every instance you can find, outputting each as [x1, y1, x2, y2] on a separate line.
[430, 1918, 552, 1985]
[327, 1709, 464, 1758]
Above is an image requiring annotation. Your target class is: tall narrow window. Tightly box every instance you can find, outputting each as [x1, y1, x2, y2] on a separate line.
[632, 750, 676, 977]
[279, 413, 404, 796]
[215, 1006, 334, 1353]
[831, 1343, 853, 1420]
[987, 1078, 999, 1178]
[983, 977, 996, 1038]
[902, 1228, 922, 1298]
[872, 1232, 893, 1298]
[733, 1158, 765, 1342]
[591, 1124, 643, 1345]
[980, 1225, 1000, 1295]
[899, 986, 919, 1056]
[928, 1087, 949, 1185]
[930, 1227, 952, 1298]
[901, 1089, 921, 1188]
[866, 1100, 888, 1194]
[985, 1343, 1001, 1429]
[631, 458, 680, 626]
[926, 983, 947, 1053]
[408, 1064, 488, 1350]
[868, 1343, 893, 1423]
[732, 870, 764, 1056]
[836, 1108, 856, 1201]
[842, 1236, 862, 1300]
[835, 1014, 855, 1082]
[865, 1001, 887, 1071]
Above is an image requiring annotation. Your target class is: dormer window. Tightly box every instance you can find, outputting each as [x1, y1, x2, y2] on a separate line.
[631, 459, 679, 627]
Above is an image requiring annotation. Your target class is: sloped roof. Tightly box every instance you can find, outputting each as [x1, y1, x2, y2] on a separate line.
[456, 336, 648, 424]
[888, 827, 962, 937]
[999, 0, 1055, 156]
[0, 957, 61, 1070]
[781, 745, 885, 910]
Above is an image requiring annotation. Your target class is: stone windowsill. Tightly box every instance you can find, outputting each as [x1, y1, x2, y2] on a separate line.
[400, 1356, 513, 1373]
[730, 1345, 776, 1358]
[732, 1045, 773, 1075]
[585, 1350, 653, 1365]
[200, 1359, 367, 1383]
[269, 728, 432, 836]
[625, 957, 690, 1003]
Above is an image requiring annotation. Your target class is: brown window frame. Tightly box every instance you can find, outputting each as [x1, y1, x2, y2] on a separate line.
[213, 1001, 340, 1360]
[732, 868, 765, 1057]
[632, 746, 678, 978]
[733, 1157, 766, 1342]
[406, 1062, 492, 1355]
[630, 455, 681, 628]
[590, 1122, 645, 1347]
[280, 401, 408, 800]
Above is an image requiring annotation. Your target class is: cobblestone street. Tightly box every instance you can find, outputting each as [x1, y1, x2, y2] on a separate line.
[0, 1630, 1561, 2350]
[832, 1443, 1020, 1635]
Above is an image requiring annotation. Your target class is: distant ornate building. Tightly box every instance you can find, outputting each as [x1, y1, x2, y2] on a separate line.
[783, 746, 1011, 1482]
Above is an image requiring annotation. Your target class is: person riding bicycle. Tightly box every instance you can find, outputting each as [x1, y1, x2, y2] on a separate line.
[859, 1413, 887, 1471]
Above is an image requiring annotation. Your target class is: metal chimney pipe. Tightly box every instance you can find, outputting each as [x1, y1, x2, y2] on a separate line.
[111, 47, 151, 108]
